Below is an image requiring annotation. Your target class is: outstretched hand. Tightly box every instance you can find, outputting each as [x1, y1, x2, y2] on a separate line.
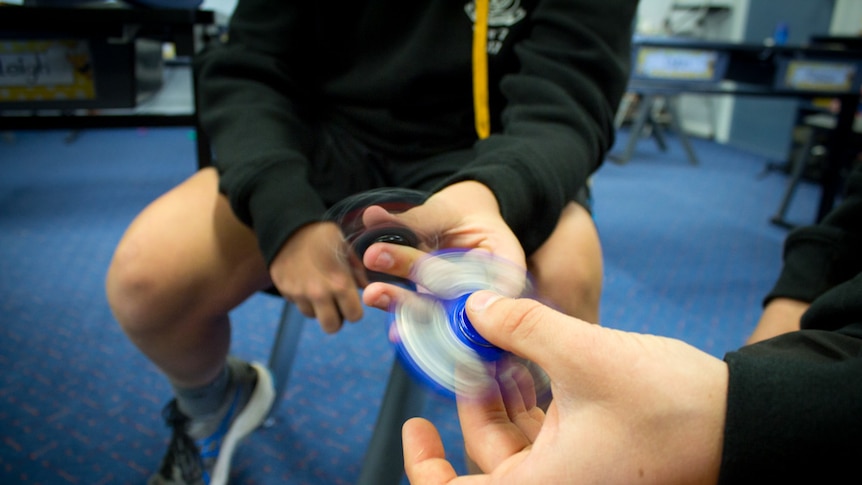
[401, 291, 729, 485]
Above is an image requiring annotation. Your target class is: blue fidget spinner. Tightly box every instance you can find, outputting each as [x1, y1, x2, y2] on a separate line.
[326, 189, 549, 399]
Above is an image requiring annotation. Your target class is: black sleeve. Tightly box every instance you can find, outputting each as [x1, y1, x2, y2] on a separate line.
[763, 165, 862, 306]
[719, 324, 862, 483]
[719, 164, 862, 482]
[436, 0, 637, 254]
[195, 0, 638, 262]
[194, 0, 324, 265]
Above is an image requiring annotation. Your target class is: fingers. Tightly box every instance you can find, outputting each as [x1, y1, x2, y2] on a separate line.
[402, 418, 459, 484]
[293, 254, 364, 333]
[307, 303, 343, 334]
[286, 256, 364, 333]
[496, 361, 543, 440]
[362, 281, 415, 312]
[270, 222, 368, 332]
[361, 204, 403, 229]
[456, 362, 541, 473]
[362, 242, 427, 281]
[361, 204, 441, 252]
[294, 286, 364, 333]
[465, 291, 600, 380]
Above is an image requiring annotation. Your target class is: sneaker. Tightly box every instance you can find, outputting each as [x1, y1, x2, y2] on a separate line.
[148, 359, 275, 485]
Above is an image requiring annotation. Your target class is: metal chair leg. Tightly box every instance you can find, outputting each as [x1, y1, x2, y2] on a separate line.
[266, 301, 427, 484]
[611, 93, 657, 165]
[666, 95, 699, 166]
[771, 125, 818, 228]
[356, 358, 426, 485]
[264, 302, 306, 426]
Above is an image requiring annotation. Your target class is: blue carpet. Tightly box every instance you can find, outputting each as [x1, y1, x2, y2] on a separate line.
[597, 131, 819, 354]
[0, 126, 821, 484]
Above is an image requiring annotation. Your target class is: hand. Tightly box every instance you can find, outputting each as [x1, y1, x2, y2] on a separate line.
[361, 181, 526, 270]
[402, 291, 729, 485]
[269, 221, 367, 333]
[360, 181, 529, 305]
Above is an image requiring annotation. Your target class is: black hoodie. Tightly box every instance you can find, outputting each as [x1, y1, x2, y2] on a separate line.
[194, 0, 637, 264]
[720, 163, 862, 483]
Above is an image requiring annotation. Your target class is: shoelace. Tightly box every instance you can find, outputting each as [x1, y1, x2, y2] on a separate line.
[159, 400, 205, 484]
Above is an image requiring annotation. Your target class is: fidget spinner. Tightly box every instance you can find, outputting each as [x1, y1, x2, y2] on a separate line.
[390, 249, 550, 399]
[324, 187, 431, 285]
[326, 188, 550, 399]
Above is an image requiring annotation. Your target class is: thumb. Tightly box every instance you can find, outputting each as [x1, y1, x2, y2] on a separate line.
[361, 204, 401, 227]
[466, 290, 600, 378]
[361, 205, 439, 251]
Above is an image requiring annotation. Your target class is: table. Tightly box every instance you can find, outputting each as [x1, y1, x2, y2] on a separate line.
[0, 3, 216, 165]
[615, 37, 862, 224]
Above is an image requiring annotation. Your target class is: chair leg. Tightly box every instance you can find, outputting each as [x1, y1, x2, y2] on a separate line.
[356, 357, 426, 485]
[614, 91, 637, 130]
[265, 301, 427, 483]
[264, 302, 307, 426]
[666, 95, 699, 166]
[771, 125, 818, 228]
[611, 93, 657, 165]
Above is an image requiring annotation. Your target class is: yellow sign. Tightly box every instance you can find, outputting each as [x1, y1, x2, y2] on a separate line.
[0, 40, 96, 102]
[636, 47, 718, 81]
[784, 61, 856, 92]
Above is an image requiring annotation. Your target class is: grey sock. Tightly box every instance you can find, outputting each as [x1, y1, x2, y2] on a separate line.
[172, 364, 230, 419]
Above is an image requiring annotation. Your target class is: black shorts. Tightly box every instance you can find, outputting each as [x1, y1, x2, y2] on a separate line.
[308, 122, 592, 213]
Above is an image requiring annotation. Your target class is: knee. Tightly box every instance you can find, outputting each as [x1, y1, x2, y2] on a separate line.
[533, 256, 603, 323]
[106, 237, 177, 335]
[528, 202, 604, 323]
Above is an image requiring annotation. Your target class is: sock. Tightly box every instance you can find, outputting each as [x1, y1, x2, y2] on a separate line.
[172, 364, 231, 419]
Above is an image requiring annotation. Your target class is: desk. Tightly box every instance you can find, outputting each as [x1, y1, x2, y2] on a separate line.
[0, 4, 216, 165]
[615, 37, 862, 223]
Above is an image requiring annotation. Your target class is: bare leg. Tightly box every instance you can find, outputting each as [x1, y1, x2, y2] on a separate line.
[745, 298, 808, 345]
[528, 202, 603, 324]
[105, 167, 272, 387]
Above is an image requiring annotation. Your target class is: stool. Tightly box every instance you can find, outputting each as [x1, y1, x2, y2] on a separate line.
[264, 300, 427, 485]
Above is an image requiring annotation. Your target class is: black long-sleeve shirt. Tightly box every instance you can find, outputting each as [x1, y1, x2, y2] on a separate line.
[194, 0, 636, 264]
[720, 164, 862, 482]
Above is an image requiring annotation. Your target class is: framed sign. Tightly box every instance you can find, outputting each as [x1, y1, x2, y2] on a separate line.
[776, 59, 859, 93]
[633, 46, 727, 83]
[0, 39, 96, 103]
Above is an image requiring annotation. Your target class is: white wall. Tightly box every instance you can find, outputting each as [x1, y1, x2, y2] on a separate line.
[830, 0, 862, 35]
[636, 0, 676, 35]
[636, 0, 747, 39]
[201, 0, 237, 15]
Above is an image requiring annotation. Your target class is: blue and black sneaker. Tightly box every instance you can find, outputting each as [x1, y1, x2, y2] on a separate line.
[149, 358, 275, 485]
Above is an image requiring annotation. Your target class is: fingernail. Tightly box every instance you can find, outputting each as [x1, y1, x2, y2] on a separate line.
[469, 291, 500, 312]
[373, 251, 394, 270]
[375, 293, 392, 310]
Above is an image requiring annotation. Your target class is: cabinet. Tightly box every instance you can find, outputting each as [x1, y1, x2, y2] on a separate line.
[0, 4, 216, 165]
